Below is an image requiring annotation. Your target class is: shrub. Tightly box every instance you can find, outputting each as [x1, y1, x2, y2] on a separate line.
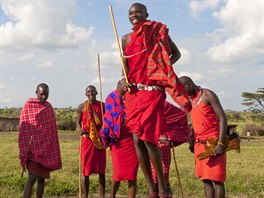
[243, 125, 264, 136]
[57, 120, 76, 131]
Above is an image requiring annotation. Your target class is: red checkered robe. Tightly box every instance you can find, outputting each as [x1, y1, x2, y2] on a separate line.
[132, 20, 191, 112]
[19, 98, 62, 174]
[151, 101, 190, 184]
[191, 90, 226, 182]
[81, 101, 106, 176]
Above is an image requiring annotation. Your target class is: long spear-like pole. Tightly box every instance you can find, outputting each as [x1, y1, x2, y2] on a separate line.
[79, 135, 82, 198]
[170, 141, 184, 198]
[97, 53, 104, 120]
[109, 5, 130, 91]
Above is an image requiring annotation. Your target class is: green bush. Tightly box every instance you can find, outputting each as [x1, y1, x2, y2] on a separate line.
[57, 119, 76, 131]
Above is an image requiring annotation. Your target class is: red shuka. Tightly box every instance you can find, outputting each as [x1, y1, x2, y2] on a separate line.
[18, 98, 62, 172]
[190, 93, 226, 182]
[124, 28, 167, 145]
[111, 129, 139, 181]
[81, 101, 106, 176]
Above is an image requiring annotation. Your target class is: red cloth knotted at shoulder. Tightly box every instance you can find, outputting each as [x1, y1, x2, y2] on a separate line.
[133, 20, 192, 112]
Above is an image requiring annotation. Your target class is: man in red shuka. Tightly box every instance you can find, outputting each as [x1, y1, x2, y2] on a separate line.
[119, 3, 191, 198]
[19, 83, 62, 198]
[76, 85, 106, 198]
[179, 76, 227, 198]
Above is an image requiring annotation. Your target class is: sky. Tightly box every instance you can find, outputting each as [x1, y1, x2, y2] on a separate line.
[0, 0, 263, 111]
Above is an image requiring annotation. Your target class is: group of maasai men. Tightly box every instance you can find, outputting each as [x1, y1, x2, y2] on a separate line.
[18, 3, 229, 198]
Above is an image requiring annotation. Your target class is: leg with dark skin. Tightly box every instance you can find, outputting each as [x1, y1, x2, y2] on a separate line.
[133, 134, 157, 196]
[82, 176, 89, 198]
[99, 174, 105, 198]
[214, 181, 225, 198]
[203, 179, 215, 198]
[128, 180, 137, 198]
[23, 172, 37, 198]
[144, 141, 168, 197]
[36, 176, 45, 198]
[111, 180, 120, 198]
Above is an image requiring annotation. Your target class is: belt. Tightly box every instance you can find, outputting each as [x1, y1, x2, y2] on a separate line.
[134, 83, 165, 91]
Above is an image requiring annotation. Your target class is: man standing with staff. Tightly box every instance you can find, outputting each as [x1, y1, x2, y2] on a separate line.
[117, 3, 191, 197]
[76, 85, 106, 198]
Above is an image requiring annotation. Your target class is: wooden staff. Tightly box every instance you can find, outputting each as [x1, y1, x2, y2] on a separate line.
[109, 5, 130, 91]
[170, 141, 184, 198]
[21, 135, 33, 177]
[79, 135, 82, 198]
[97, 53, 104, 120]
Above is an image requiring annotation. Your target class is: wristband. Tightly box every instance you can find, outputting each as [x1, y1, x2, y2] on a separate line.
[217, 141, 224, 146]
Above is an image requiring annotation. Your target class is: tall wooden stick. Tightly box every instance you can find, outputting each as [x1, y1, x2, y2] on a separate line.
[109, 5, 130, 89]
[21, 135, 33, 177]
[170, 141, 184, 198]
[97, 53, 104, 120]
[79, 135, 82, 198]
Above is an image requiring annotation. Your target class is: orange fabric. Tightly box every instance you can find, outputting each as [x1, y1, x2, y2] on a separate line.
[190, 90, 219, 140]
[190, 90, 226, 181]
[82, 101, 105, 150]
[81, 101, 106, 176]
[194, 143, 226, 182]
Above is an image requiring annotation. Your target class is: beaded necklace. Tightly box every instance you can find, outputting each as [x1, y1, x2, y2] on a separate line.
[190, 87, 203, 108]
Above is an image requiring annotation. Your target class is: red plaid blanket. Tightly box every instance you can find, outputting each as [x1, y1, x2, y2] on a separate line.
[19, 98, 62, 170]
[133, 20, 191, 112]
[164, 101, 190, 147]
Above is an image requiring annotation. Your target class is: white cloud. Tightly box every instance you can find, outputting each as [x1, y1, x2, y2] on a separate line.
[176, 48, 192, 66]
[207, 68, 235, 80]
[36, 60, 53, 69]
[17, 53, 34, 61]
[1, 98, 11, 103]
[0, 1, 93, 50]
[179, 72, 205, 83]
[217, 90, 231, 99]
[189, 0, 220, 16]
[207, 0, 263, 62]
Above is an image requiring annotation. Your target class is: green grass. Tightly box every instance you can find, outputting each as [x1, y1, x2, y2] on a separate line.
[0, 131, 263, 198]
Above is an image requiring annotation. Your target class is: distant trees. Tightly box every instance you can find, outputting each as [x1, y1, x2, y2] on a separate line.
[242, 88, 264, 113]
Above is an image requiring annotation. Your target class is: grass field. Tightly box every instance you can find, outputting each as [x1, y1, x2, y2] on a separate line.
[0, 131, 263, 198]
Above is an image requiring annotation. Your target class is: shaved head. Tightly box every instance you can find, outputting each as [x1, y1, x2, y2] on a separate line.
[130, 3, 148, 14]
[36, 83, 49, 91]
[36, 83, 49, 103]
[179, 76, 194, 85]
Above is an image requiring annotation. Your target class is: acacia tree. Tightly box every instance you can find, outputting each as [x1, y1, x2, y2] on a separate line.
[242, 88, 264, 112]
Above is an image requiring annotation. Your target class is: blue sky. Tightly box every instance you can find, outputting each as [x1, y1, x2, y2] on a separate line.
[0, 0, 263, 111]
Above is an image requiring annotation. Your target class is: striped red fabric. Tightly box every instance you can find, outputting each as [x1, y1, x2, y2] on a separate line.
[27, 160, 50, 179]
[133, 20, 192, 112]
[164, 101, 190, 146]
[151, 141, 171, 184]
[19, 98, 62, 171]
